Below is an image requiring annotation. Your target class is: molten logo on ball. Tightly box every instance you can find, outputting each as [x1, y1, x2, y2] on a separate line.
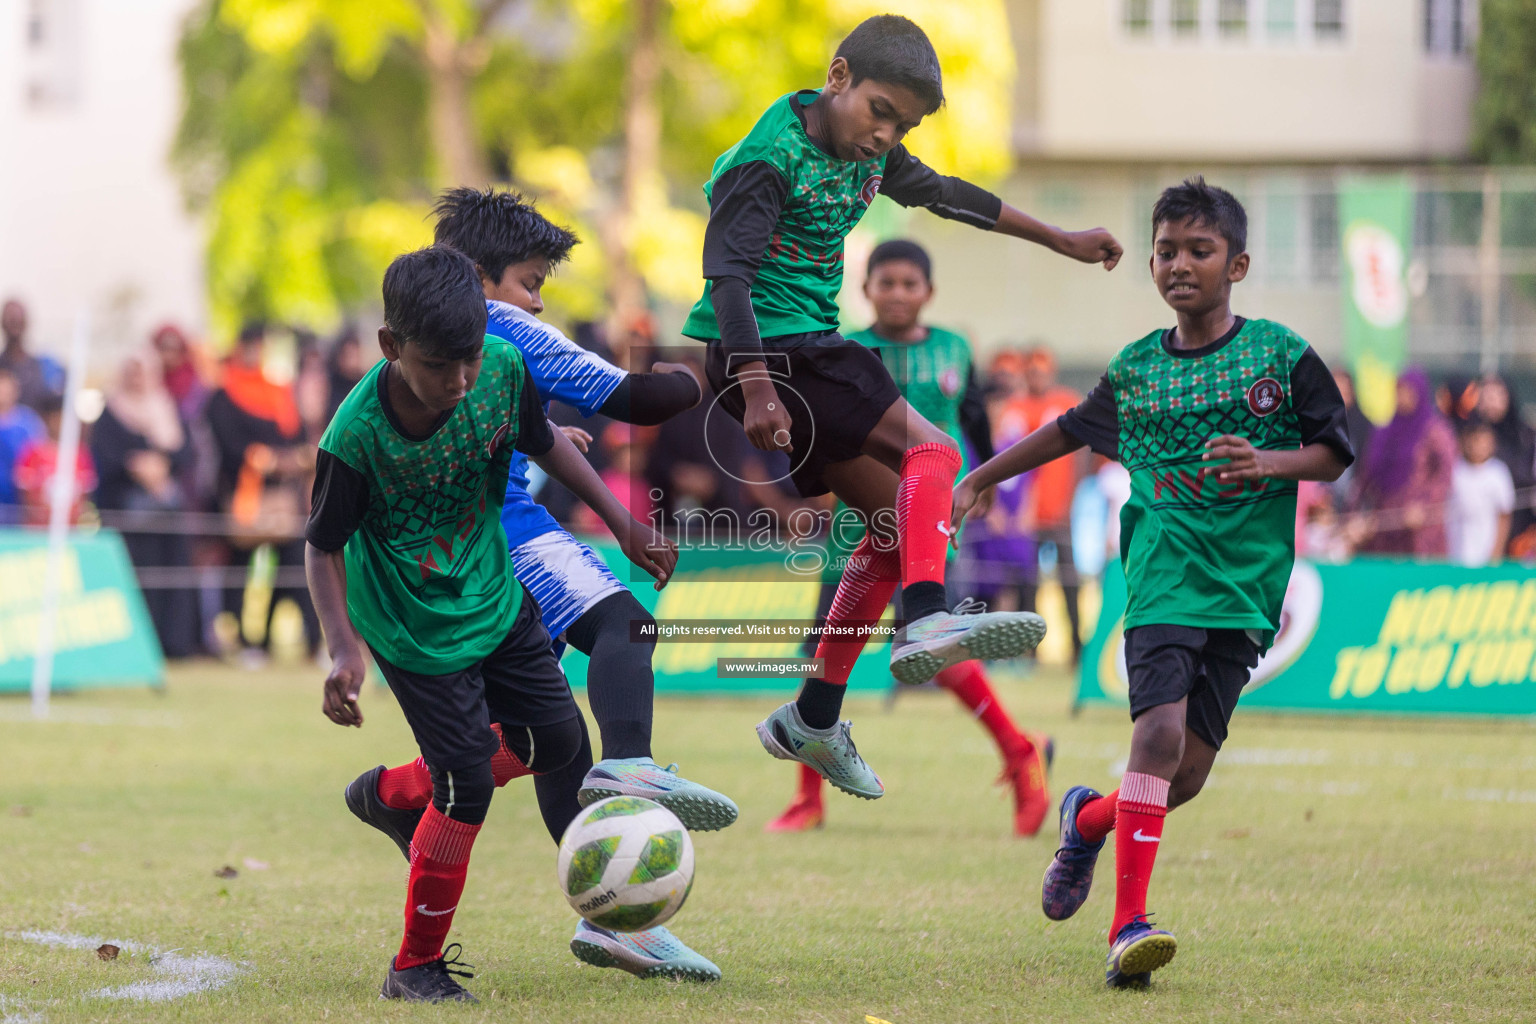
[556, 796, 695, 932]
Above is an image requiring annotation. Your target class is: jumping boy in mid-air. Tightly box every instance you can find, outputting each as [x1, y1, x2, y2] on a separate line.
[765, 239, 1054, 837]
[953, 178, 1354, 987]
[345, 188, 728, 981]
[307, 246, 679, 1002]
[683, 14, 1123, 798]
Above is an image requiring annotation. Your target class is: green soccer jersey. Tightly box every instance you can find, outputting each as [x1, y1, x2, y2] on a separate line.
[682, 90, 1002, 344]
[307, 339, 555, 674]
[1059, 318, 1352, 648]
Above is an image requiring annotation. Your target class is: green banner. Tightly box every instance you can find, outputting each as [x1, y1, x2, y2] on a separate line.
[0, 529, 165, 690]
[1340, 175, 1414, 426]
[561, 542, 894, 695]
[1078, 559, 1536, 717]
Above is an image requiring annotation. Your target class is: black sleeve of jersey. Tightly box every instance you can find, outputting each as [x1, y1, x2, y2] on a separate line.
[878, 145, 1003, 230]
[701, 161, 791, 284]
[514, 378, 557, 457]
[958, 365, 995, 464]
[1058, 375, 1120, 460]
[306, 450, 369, 552]
[1290, 347, 1355, 468]
[598, 371, 702, 427]
[711, 277, 764, 358]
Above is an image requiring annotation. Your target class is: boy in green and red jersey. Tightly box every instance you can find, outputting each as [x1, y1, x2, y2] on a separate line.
[766, 239, 1054, 837]
[954, 179, 1354, 987]
[306, 246, 676, 1003]
[682, 14, 1123, 799]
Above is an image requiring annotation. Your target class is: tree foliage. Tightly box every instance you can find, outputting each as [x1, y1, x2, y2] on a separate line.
[1472, 0, 1536, 163]
[174, 0, 1014, 338]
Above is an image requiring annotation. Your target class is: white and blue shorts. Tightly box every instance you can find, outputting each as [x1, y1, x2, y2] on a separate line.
[511, 530, 628, 642]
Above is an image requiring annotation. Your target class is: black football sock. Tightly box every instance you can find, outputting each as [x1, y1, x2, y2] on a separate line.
[795, 678, 845, 731]
[900, 580, 948, 623]
[565, 592, 655, 760]
[531, 713, 594, 844]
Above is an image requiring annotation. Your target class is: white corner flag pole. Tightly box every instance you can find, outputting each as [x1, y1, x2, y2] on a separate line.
[31, 310, 90, 720]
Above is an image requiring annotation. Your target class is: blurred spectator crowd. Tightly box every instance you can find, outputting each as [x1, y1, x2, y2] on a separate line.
[2, 292, 1532, 666]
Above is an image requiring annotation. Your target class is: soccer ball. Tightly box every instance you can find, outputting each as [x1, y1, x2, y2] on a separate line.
[556, 796, 694, 932]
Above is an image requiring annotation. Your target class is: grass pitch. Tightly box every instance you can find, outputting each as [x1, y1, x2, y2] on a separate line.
[2, 663, 1534, 1023]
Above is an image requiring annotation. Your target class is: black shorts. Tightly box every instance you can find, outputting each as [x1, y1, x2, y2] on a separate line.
[369, 588, 578, 772]
[1124, 624, 1259, 751]
[705, 333, 902, 497]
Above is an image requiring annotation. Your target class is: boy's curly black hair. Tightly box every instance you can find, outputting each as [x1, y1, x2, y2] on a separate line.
[432, 187, 579, 285]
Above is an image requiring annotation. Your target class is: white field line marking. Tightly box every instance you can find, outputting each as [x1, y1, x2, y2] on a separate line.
[0, 706, 182, 728]
[91, 953, 240, 1002]
[6, 931, 240, 1004]
[0, 993, 42, 1024]
[1443, 786, 1536, 805]
[10, 932, 149, 953]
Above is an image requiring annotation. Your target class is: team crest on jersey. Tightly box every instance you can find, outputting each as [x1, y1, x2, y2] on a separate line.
[860, 175, 883, 205]
[486, 420, 511, 457]
[1246, 377, 1284, 417]
[940, 367, 961, 397]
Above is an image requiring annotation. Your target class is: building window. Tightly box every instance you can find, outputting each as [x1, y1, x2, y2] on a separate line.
[1265, 192, 1302, 283]
[24, 0, 81, 109]
[1425, 0, 1474, 55]
[1171, 0, 1202, 37]
[1218, 0, 1249, 38]
[1123, 0, 1153, 35]
[1313, 0, 1345, 41]
[1265, 0, 1297, 39]
[1310, 191, 1339, 284]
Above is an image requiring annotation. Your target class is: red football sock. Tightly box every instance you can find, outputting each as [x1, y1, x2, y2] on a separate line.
[1076, 789, 1120, 843]
[1109, 772, 1169, 943]
[796, 763, 823, 802]
[376, 725, 531, 810]
[936, 661, 1031, 759]
[812, 533, 900, 686]
[395, 805, 481, 970]
[895, 443, 962, 586]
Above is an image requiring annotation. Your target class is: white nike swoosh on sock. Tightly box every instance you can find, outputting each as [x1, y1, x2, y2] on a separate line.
[416, 904, 457, 916]
[1132, 829, 1160, 843]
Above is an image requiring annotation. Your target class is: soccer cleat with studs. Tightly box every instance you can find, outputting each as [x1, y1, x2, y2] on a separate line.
[380, 944, 477, 1003]
[1041, 784, 1106, 920]
[889, 602, 1047, 686]
[1000, 735, 1055, 838]
[569, 919, 720, 981]
[763, 790, 826, 832]
[578, 758, 739, 832]
[1105, 916, 1177, 988]
[754, 702, 884, 800]
[345, 765, 424, 861]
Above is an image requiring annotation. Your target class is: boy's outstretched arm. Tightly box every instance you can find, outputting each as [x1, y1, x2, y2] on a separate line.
[305, 543, 367, 728]
[877, 145, 1122, 269]
[954, 372, 1118, 534]
[529, 421, 679, 589]
[993, 204, 1123, 270]
[953, 421, 1086, 533]
[595, 362, 702, 426]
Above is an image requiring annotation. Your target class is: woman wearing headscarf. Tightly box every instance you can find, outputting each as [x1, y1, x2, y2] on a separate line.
[1350, 368, 1458, 557]
[1478, 375, 1536, 557]
[91, 349, 198, 658]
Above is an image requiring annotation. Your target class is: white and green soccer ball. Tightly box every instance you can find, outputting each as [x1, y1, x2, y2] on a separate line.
[557, 796, 694, 932]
